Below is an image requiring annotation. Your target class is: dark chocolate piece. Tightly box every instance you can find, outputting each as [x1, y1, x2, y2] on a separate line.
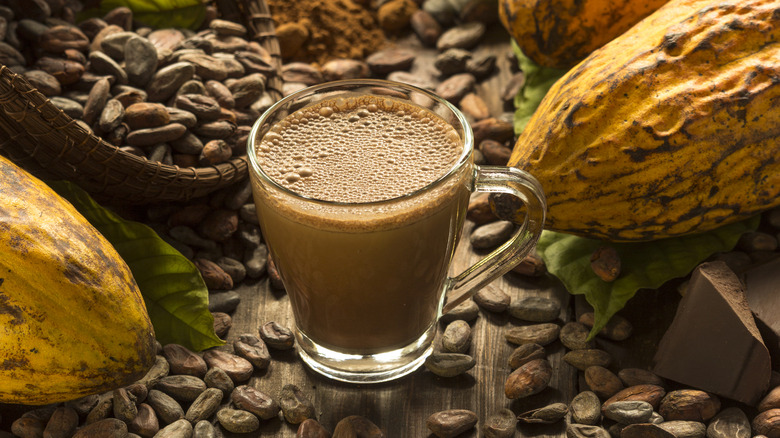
[653, 261, 771, 405]
[744, 255, 780, 369]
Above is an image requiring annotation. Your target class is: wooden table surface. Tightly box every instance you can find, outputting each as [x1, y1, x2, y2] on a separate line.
[0, 24, 681, 438]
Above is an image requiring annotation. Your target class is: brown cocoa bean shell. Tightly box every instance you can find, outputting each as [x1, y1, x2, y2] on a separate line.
[505, 323, 560, 346]
[424, 353, 476, 378]
[563, 348, 613, 371]
[23, 70, 61, 96]
[279, 384, 315, 425]
[517, 403, 567, 424]
[620, 423, 674, 438]
[366, 48, 415, 74]
[507, 343, 546, 369]
[479, 139, 511, 166]
[198, 209, 239, 243]
[410, 9, 441, 46]
[321, 58, 371, 81]
[297, 418, 331, 438]
[435, 73, 475, 103]
[0, 41, 24, 67]
[512, 252, 546, 277]
[759, 386, 780, 412]
[753, 409, 780, 438]
[584, 366, 624, 399]
[233, 337, 271, 370]
[426, 409, 477, 438]
[199, 139, 232, 166]
[602, 384, 666, 413]
[43, 406, 79, 438]
[212, 312, 232, 339]
[473, 286, 510, 313]
[125, 123, 187, 147]
[36, 56, 85, 86]
[232, 385, 279, 420]
[73, 418, 128, 438]
[658, 389, 721, 422]
[442, 320, 472, 353]
[129, 403, 159, 437]
[460, 93, 490, 121]
[282, 62, 323, 86]
[161, 343, 207, 378]
[483, 408, 517, 438]
[504, 358, 551, 399]
[559, 321, 595, 350]
[202, 349, 253, 383]
[467, 193, 497, 225]
[472, 117, 513, 145]
[617, 368, 666, 388]
[193, 258, 234, 290]
[260, 321, 295, 349]
[40, 25, 89, 53]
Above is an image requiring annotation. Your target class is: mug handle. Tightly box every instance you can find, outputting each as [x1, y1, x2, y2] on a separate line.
[440, 165, 547, 315]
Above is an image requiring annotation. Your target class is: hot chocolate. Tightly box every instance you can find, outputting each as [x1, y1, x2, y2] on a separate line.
[252, 95, 470, 352]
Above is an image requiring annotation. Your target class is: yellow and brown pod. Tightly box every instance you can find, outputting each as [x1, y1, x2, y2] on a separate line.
[504, 0, 780, 241]
[499, 0, 670, 69]
[0, 154, 156, 405]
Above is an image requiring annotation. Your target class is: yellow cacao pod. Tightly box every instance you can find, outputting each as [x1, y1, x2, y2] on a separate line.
[0, 154, 156, 404]
[498, 0, 670, 69]
[507, 0, 780, 241]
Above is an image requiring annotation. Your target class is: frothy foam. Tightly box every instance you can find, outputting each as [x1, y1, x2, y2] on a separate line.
[255, 95, 464, 203]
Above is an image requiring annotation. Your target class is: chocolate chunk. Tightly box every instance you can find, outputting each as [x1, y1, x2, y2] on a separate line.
[743, 256, 780, 369]
[652, 261, 771, 405]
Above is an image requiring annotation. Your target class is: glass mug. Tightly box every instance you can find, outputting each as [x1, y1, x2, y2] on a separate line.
[247, 79, 546, 384]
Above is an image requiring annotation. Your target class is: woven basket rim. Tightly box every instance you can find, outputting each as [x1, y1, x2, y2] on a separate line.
[0, 0, 283, 204]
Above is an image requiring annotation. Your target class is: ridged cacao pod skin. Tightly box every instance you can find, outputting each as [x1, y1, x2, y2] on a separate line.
[498, 0, 670, 69]
[0, 155, 156, 404]
[507, 0, 780, 242]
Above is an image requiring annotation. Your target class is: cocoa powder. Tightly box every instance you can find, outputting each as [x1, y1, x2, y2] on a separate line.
[268, 0, 386, 63]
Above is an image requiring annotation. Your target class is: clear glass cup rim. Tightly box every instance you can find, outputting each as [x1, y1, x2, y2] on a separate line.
[246, 79, 475, 207]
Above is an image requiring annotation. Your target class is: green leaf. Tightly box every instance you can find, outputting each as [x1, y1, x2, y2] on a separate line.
[49, 181, 224, 352]
[91, 0, 206, 30]
[536, 216, 761, 339]
[511, 40, 568, 136]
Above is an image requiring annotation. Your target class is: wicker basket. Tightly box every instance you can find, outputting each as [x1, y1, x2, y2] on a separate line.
[0, 0, 283, 205]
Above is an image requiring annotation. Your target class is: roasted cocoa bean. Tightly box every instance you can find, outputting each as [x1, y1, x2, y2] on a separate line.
[504, 358, 551, 399]
[232, 385, 280, 420]
[441, 319, 471, 353]
[202, 349, 253, 383]
[658, 390, 721, 422]
[185, 388, 223, 423]
[161, 343, 207, 377]
[279, 384, 315, 425]
[424, 352, 476, 377]
[517, 403, 568, 424]
[508, 297, 560, 323]
[426, 409, 477, 438]
[570, 391, 602, 425]
[584, 365, 624, 399]
[559, 321, 595, 350]
[260, 321, 295, 350]
[203, 366, 234, 398]
[483, 408, 517, 438]
[505, 323, 560, 346]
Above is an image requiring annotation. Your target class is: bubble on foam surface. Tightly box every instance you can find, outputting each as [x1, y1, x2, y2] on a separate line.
[256, 96, 463, 203]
